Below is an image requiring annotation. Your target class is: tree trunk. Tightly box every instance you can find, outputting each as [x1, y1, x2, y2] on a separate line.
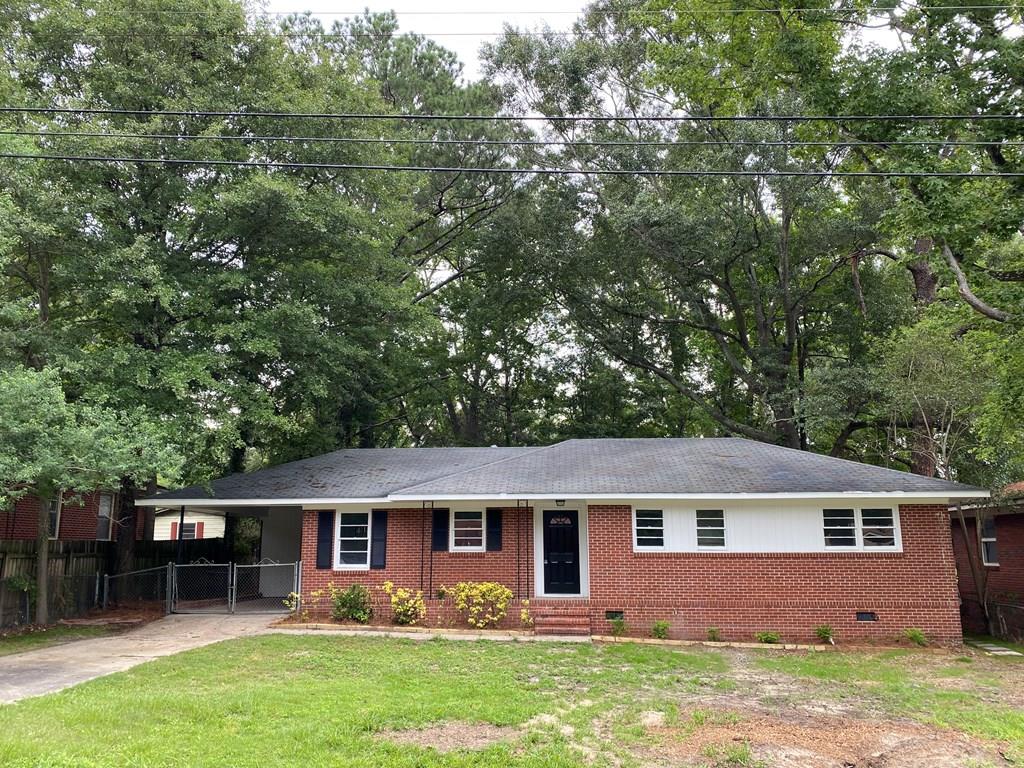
[35, 493, 50, 625]
[114, 477, 138, 575]
[956, 505, 994, 636]
[908, 258, 939, 476]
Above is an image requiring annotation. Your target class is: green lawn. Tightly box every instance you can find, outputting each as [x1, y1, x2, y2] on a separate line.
[0, 625, 118, 657]
[0, 635, 1019, 767]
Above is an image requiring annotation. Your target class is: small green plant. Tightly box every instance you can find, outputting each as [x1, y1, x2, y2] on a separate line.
[380, 581, 426, 626]
[651, 620, 670, 639]
[436, 585, 449, 600]
[701, 740, 765, 767]
[814, 624, 834, 644]
[450, 581, 514, 628]
[609, 617, 628, 637]
[329, 584, 373, 623]
[706, 626, 721, 642]
[902, 627, 928, 647]
[755, 631, 780, 644]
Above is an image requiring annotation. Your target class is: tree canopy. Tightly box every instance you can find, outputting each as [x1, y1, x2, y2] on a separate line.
[1, 0, 1021, 500]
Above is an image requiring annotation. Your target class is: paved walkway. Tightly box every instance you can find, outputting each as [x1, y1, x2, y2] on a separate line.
[968, 639, 1024, 657]
[0, 614, 275, 704]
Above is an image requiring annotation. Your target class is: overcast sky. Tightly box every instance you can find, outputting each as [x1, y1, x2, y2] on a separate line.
[263, 0, 589, 80]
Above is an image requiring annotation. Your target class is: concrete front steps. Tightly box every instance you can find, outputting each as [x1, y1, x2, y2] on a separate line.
[532, 606, 591, 636]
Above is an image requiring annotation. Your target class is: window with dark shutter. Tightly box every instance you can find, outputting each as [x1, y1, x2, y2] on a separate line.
[486, 509, 502, 551]
[370, 510, 388, 569]
[431, 508, 449, 551]
[315, 511, 334, 569]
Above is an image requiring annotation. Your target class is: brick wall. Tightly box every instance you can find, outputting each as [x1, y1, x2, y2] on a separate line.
[951, 512, 1024, 637]
[587, 504, 962, 644]
[298, 503, 962, 643]
[299, 507, 535, 626]
[0, 491, 108, 541]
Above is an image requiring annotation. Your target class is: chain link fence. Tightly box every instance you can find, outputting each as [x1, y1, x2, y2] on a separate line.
[102, 565, 170, 612]
[992, 602, 1024, 642]
[233, 560, 299, 613]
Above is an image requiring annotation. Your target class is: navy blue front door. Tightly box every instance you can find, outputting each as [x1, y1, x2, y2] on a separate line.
[543, 510, 581, 594]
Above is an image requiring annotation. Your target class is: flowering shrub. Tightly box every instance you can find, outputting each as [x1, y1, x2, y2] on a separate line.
[329, 583, 372, 623]
[519, 599, 533, 628]
[381, 581, 426, 625]
[450, 581, 514, 629]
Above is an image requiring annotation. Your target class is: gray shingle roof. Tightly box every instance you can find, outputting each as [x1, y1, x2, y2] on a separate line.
[391, 438, 985, 497]
[141, 438, 986, 505]
[146, 447, 533, 502]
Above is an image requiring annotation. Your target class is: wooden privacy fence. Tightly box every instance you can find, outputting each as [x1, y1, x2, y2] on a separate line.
[0, 538, 228, 627]
[0, 540, 107, 626]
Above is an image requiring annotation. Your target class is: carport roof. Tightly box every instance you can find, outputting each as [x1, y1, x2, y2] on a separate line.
[138, 438, 988, 506]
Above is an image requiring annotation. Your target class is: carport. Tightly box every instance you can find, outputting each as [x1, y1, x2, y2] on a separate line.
[116, 502, 304, 615]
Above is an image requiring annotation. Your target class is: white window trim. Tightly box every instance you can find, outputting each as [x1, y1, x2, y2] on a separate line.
[632, 508, 666, 550]
[696, 508, 727, 550]
[822, 507, 902, 551]
[180, 522, 197, 540]
[334, 510, 372, 571]
[96, 492, 115, 541]
[48, 496, 62, 540]
[980, 518, 999, 566]
[449, 509, 486, 552]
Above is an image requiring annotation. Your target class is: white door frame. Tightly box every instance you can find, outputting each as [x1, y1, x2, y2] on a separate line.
[533, 504, 589, 598]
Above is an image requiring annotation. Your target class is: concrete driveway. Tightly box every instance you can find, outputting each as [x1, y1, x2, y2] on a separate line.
[0, 614, 275, 704]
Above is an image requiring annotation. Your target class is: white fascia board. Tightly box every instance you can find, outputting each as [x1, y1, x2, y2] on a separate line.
[134, 497, 390, 507]
[386, 490, 990, 502]
[137, 489, 989, 507]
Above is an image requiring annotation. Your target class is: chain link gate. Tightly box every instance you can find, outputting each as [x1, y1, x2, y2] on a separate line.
[171, 560, 232, 613]
[232, 560, 300, 613]
[167, 560, 299, 614]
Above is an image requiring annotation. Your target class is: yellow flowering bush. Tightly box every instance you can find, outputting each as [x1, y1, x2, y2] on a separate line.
[450, 581, 514, 629]
[380, 581, 426, 625]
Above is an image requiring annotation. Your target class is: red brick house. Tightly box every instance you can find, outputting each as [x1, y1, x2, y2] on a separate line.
[0, 491, 118, 541]
[951, 484, 1024, 641]
[137, 438, 988, 643]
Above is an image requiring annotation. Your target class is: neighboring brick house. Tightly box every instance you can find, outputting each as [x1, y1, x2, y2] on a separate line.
[137, 438, 988, 643]
[950, 485, 1024, 640]
[0, 491, 119, 542]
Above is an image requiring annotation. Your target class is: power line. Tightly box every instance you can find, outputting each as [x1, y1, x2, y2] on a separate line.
[2, 106, 1019, 122]
[3, 128, 1023, 149]
[70, 4, 1023, 15]
[1, 152, 1020, 177]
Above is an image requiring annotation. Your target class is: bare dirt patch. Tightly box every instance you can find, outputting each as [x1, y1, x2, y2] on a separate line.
[651, 708, 1009, 768]
[376, 721, 520, 752]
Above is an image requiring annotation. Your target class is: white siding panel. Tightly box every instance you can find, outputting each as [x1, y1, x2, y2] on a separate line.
[631, 499, 902, 553]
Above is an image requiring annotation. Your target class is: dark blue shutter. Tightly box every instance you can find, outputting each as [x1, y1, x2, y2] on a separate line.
[431, 508, 449, 551]
[315, 511, 334, 569]
[486, 509, 502, 551]
[370, 510, 388, 569]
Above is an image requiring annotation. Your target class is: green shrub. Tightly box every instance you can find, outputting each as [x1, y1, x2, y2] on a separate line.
[651, 620, 670, 639]
[814, 624, 834, 644]
[902, 627, 928, 647]
[706, 626, 721, 642]
[329, 584, 373, 623]
[755, 631, 780, 644]
[609, 617, 628, 637]
[381, 581, 426, 626]
[450, 581, 514, 628]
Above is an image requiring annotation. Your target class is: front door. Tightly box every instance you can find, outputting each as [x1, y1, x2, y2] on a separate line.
[543, 510, 581, 594]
